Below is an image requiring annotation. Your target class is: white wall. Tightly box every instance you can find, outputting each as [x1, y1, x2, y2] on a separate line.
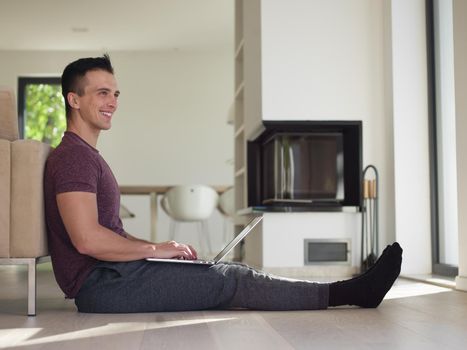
[101, 52, 233, 186]
[261, 0, 382, 122]
[0, 50, 234, 249]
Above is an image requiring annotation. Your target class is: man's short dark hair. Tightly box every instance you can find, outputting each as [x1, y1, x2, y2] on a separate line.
[61, 54, 114, 117]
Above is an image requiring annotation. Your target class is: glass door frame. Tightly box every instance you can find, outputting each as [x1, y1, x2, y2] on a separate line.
[426, 0, 459, 277]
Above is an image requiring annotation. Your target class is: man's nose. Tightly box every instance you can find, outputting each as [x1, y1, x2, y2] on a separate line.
[108, 96, 117, 108]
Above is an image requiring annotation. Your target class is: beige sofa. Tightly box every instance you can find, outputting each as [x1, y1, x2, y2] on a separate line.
[0, 87, 52, 316]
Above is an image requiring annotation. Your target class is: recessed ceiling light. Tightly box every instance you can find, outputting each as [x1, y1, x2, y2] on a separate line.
[71, 27, 89, 33]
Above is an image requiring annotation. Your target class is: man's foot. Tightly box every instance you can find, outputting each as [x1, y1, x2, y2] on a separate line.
[359, 244, 392, 276]
[328, 242, 402, 308]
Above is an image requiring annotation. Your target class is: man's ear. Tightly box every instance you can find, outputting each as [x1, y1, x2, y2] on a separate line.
[67, 92, 80, 109]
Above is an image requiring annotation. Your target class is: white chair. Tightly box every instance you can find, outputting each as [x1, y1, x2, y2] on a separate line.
[161, 185, 219, 255]
[218, 187, 236, 244]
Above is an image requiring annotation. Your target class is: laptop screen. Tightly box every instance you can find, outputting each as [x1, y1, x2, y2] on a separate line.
[213, 216, 263, 262]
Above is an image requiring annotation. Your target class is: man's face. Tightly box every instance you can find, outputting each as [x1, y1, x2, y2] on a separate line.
[73, 69, 120, 131]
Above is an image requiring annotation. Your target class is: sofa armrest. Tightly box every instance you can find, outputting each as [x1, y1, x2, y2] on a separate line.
[10, 140, 52, 258]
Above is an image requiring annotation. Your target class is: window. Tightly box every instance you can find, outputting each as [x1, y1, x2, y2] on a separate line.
[427, 0, 459, 276]
[17, 77, 66, 147]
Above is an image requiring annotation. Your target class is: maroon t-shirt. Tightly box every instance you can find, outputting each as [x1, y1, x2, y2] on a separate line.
[44, 131, 126, 298]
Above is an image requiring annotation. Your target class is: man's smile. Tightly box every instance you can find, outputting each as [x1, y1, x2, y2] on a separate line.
[100, 111, 113, 118]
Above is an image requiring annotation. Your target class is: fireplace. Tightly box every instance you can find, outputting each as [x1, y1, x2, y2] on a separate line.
[247, 121, 362, 210]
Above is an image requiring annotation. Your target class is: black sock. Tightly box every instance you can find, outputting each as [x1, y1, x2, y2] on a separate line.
[328, 242, 402, 308]
[356, 244, 391, 277]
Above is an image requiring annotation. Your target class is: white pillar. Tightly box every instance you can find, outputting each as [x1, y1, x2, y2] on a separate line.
[453, 0, 467, 291]
[390, 0, 432, 274]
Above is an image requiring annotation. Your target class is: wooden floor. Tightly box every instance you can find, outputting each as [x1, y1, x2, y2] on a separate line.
[1, 265, 467, 350]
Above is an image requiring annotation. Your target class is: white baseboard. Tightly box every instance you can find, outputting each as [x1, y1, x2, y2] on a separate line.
[455, 275, 467, 291]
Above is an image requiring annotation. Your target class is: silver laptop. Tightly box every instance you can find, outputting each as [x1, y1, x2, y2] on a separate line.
[146, 216, 262, 265]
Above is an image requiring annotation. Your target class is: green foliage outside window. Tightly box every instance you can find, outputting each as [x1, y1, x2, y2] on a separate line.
[25, 84, 66, 147]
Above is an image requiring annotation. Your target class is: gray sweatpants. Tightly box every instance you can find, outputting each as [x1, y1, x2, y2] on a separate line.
[74, 260, 329, 313]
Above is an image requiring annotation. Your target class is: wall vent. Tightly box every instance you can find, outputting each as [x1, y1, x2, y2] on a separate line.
[304, 239, 351, 265]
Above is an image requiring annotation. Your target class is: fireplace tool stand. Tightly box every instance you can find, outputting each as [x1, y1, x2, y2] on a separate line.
[361, 165, 379, 273]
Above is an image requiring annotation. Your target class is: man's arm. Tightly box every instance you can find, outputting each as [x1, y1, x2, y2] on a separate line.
[57, 192, 197, 261]
[124, 231, 152, 243]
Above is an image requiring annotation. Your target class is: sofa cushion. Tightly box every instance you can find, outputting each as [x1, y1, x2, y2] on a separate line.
[10, 140, 51, 257]
[0, 89, 19, 141]
[0, 140, 11, 257]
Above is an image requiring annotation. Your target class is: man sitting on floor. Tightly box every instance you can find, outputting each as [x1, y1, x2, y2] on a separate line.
[44, 54, 402, 313]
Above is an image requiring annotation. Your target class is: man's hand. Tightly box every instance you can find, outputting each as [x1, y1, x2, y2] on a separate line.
[125, 232, 197, 260]
[154, 241, 198, 260]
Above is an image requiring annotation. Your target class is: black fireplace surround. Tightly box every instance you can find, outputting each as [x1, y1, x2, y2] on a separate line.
[247, 121, 362, 211]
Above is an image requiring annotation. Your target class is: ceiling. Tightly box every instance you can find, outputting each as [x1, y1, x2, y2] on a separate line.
[0, 0, 234, 51]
